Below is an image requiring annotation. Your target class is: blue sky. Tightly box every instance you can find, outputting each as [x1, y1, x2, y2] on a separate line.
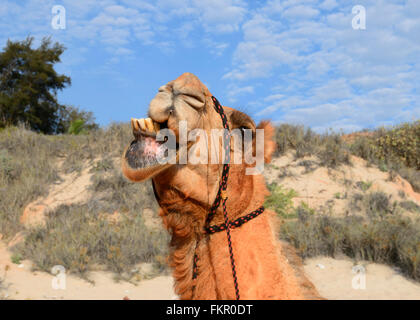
[1, 0, 419, 132]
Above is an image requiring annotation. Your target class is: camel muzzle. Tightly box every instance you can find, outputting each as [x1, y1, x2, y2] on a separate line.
[121, 117, 176, 182]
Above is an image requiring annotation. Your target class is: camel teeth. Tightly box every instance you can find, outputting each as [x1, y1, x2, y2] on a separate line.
[138, 118, 146, 131]
[131, 117, 159, 133]
[145, 118, 155, 132]
[131, 118, 139, 131]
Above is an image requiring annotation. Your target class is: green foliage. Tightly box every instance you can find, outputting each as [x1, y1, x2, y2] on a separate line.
[349, 120, 420, 191]
[374, 122, 420, 170]
[356, 180, 372, 192]
[68, 119, 87, 135]
[11, 253, 22, 265]
[295, 202, 315, 222]
[265, 183, 298, 218]
[0, 37, 71, 134]
[58, 105, 98, 134]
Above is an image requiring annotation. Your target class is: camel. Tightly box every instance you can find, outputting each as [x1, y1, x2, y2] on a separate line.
[121, 72, 321, 300]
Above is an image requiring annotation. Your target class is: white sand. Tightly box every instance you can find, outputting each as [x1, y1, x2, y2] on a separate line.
[2, 241, 419, 299]
[0, 243, 175, 300]
[304, 256, 420, 300]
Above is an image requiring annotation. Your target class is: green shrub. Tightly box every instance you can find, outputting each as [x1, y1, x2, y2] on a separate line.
[399, 201, 420, 213]
[274, 124, 320, 157]
[397, 166, 420, 193]
[318, 134, 351, 168]
[11, 253, 22, 265]
[356, 180, 372, 192]
[348, 120, 420, 191]
[68, 119, 87, 135]
[297, 160, 317, 173]
[364, 191, 397, 219]
[274, 124, 350, 167]
[295, 202, 316, 222]
[349, 191, 397, 219]
[265, 183, 298, 218]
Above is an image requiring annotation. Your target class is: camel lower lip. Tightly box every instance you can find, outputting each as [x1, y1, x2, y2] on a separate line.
[124, 131, 179, 170]
[125, 135, 166, 169]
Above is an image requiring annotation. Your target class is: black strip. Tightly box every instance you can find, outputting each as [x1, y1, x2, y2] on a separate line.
[205, 206, 265, 234]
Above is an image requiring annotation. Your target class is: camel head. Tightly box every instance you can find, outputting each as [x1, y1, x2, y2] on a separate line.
[122, 72, 275, 206]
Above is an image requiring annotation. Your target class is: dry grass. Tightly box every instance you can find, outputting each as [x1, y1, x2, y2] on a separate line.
[1, 120, 419, 282]
[277, 188, 420, 281]
[281, 213, 420, 280]
[0, 267, 8, 299]
[1, 123, 170, 280]
[16, 204, 169, 279]
[274, 121, 419, 190]
[0, 126, 60, 238]
[0, 123, 133, 239]
[348, 120, 420, 191]
[274, 124, 350, 168]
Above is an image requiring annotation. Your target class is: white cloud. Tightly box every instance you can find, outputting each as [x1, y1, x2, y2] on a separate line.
[1, 0, 419, 131]
[0, 0, 247, 62]
[226, 85, 254, 103]
[283, 5, 319, 19]
[224, 0, 420, 131]
[319, 0, 338, 11]
[193, 0, 247, 33]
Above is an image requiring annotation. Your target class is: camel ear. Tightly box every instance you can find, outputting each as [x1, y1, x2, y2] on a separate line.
[256, 121, 276, 163]
[228, 109, 256, 132]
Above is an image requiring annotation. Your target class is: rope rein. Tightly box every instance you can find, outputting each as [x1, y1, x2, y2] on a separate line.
[191, 96, 265, 300]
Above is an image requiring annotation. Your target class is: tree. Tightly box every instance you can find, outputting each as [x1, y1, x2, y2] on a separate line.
[57, 105, 99, 134]
[0, 36, 71, 134]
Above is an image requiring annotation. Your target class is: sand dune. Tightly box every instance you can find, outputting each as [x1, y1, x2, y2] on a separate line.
[1, 154, 419, 300]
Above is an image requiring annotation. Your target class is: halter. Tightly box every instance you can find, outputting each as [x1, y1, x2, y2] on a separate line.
[191, 96, 265, 300]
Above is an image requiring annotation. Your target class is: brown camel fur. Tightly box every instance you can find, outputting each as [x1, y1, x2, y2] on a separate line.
[122, 72, 321, 300]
